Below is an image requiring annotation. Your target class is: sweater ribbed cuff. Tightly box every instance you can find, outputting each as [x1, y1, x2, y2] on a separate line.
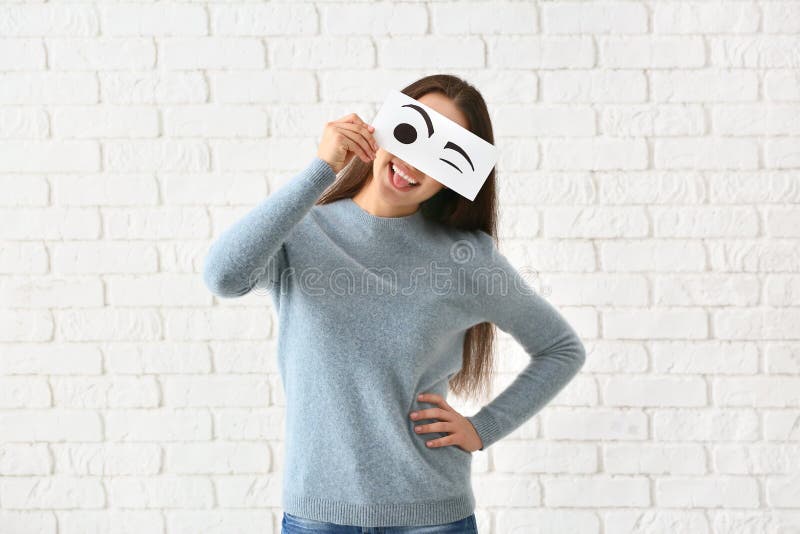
[308, 157, 337, 187]
[466, 411, 503, 451]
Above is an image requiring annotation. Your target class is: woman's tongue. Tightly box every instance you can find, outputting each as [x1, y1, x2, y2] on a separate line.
[391, 165, 417, 189]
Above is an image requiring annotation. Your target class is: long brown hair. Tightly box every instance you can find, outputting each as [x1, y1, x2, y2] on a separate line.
[317, 74, 498, 404]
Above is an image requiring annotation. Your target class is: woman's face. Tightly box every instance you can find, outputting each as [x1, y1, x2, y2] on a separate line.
[370, 92, 470, 205]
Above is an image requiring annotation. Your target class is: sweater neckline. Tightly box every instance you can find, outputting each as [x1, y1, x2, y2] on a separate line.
[342, 197, 425, 229]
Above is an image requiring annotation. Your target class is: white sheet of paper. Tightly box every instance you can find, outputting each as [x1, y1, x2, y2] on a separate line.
[370, 90, 497, 202]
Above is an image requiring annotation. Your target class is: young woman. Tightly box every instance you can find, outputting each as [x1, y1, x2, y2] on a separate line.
[202, 75, 586, 533]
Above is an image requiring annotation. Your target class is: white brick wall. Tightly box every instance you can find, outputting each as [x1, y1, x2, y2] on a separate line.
[1, 1, 799, 533]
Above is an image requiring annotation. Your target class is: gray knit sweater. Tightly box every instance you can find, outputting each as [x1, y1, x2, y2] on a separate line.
[201, 157, 586, 527]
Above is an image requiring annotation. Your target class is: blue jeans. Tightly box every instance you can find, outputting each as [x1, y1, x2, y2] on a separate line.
[281, 512, 478, 533]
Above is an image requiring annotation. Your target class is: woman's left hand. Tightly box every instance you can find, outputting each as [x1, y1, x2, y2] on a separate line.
[409, 392, 483, 453]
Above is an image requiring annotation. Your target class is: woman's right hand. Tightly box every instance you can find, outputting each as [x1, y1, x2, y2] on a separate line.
[317, 113, 379, 174]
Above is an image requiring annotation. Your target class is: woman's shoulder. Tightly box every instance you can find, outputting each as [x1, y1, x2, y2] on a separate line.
[452, 227, 497, 253]
[435, 226, 502, 270]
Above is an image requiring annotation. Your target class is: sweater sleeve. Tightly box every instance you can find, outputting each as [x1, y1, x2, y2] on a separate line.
[202, 156, 338, 298]
[465, 231, 586, 451]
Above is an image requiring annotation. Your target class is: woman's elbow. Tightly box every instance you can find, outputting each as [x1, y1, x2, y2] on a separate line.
[202, 260, 247, 299]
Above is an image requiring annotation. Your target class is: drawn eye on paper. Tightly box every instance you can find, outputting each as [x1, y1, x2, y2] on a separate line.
[372, 90, 497, 202]
[394, 103, 476, 175]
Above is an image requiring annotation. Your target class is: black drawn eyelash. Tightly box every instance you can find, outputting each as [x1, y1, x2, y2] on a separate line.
[440, 158, 462, 173]
[402, 104, 434, 137]
[440, 141, 475, 174]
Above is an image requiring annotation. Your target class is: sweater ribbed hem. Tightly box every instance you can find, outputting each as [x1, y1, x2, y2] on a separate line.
[466, 411, 503, 451]
[282, 491, 475, 528]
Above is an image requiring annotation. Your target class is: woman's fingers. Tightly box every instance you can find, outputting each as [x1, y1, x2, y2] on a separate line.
[332, 113, 379, 152]
[335, 128, 371, 162]
[424, 433, 461, 448]
[413, 421, 454, 434]
[334, 122, 376, 162]
[332, 112, 369, 130]
[412, 420, 461, 449]
[416, 392, 453, 412]
[317, 113, 378, 172]
[338, 119, 378, 153]
[410, 407, 455, 421]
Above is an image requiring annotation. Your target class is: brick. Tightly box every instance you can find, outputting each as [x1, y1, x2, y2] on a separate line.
[544, 71, 647, 103]
[165, 442, 270, 473]
[494, 105, 596, 136]
[211, 4, 318, 35]
[60, 511, 163, 534]
[55, 308, 162, 341]
[0, 477, 105, 509]
[763, 3, 800, 34]
[53, 242, 158, 274]
[765, 70, 800, 101]
[166, 511, 272, 533]
[0, 344, 102, 375]
[546, 476, 650, 507]
[714, 444, 800, 474]
[0, 141, 99, 172]
[0, 411, 102, 441]
[323, 4, 427, 35]
[162, 376, 269, 408]
[164, 105, 268, 137]
[546, 408, 648, 440]
[710, 36, 800, 68]
[653, 341, 759, 374]
[216, 477, 279, 508]
[766, 138, 800, 168]
[544, 206, 649, 238]
[714, 377, 800, 407]
[100, 5, 207, 36]
[0, 378, 51, 408]
[655, 274, 760, 306]
[51, 443, 161, 475]
[543, 2, 647, 34]
[0, 107, 49, 138]
[604, 376, 707, 407]
[490, 36, 594, 68]
[605, 444, 706, 474]
[0, 444, 51, 476]
[49, 38, 154, 70]
[602, 105, 705, 135]
[107, 476, 213, 508]
[597, 171, 706, 204]
[0, 5, 98, 36]
[0, 310, 53, 342]
[655, 138, 758, 169]
[657, 477, 759, 508]
[714, 309, 800, 340]
[105, 410, 212, 441]
[600, 36, 705, 68]
[51, 377, 160, 408]
[652, 207, 759, 237]
[652, 70, 758, 102]
[708, 240, 800, 273]
[654, 3, 760, 34]
[603, 308, 708, 339]
[712, 104, 800, 135]
[380, 37, 485, 68]
[654, 409, 759, 441]
[160, 38, 263, 69]
[543, 139, 648, 170]
[270, 37, 375, 69]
